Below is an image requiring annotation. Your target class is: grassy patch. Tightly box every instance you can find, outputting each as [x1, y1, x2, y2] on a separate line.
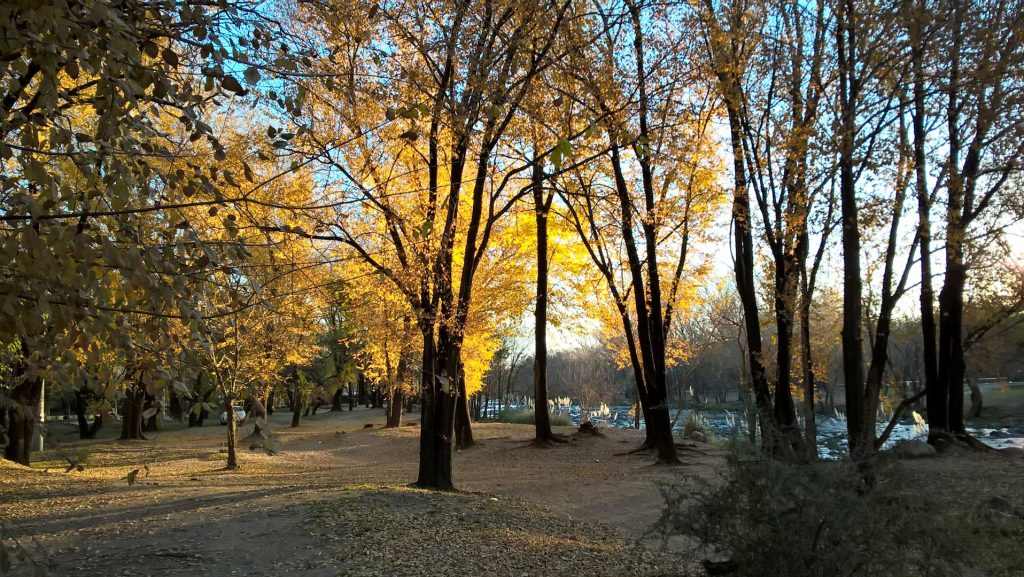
[495, 409, 573, 427]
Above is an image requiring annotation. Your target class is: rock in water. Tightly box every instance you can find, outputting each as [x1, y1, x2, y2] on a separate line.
[892, 439, 937, 459]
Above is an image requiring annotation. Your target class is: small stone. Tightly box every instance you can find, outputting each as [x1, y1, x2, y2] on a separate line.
[892, 439, 937, 458]
[981, 496, 1024, 519]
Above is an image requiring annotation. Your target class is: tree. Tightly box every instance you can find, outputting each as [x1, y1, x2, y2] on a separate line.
[910, 0, 1024, 439]
[0, 0, 279, 464]
[279, 0, 573, 488]
[557, 0, 724, 463]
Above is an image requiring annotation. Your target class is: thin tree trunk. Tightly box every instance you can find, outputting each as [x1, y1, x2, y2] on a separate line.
[225, 394, 238, 469]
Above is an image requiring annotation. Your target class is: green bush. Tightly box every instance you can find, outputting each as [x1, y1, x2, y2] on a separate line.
[495, 409, 572, 427]
[652, 458, 1024, 577]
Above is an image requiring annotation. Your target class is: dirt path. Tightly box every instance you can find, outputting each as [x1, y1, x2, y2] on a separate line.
[1, 408, 721, 576]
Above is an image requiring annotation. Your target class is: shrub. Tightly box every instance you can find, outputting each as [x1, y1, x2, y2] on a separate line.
[652, 458, 1024, 577]
[681, 411, 716, 443]
[495, 409, 572, 427]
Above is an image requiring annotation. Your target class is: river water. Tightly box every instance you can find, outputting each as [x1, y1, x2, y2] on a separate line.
[488, 401, 1024, 458]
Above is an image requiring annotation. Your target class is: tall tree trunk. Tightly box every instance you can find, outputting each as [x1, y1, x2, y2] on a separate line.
[532, 159, 556, 443]
[357, 373, 367, 406]
[331, 388, 344, 412]
[837, 0, 867, 458]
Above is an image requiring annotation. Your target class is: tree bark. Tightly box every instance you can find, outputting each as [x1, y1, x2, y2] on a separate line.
[290, 387, 302, 428]
[454, 363, 474, 449]
[387, 387, 404, 428]
[119, 375, 146, 441]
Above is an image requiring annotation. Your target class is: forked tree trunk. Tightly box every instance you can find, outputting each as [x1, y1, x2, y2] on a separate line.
[416, 325, 455, 490]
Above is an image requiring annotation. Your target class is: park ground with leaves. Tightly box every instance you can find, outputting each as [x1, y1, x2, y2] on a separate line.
[3, 408, 1023, 577]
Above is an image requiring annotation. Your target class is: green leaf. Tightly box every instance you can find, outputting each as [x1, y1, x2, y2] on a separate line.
[557, 137, 573, 157]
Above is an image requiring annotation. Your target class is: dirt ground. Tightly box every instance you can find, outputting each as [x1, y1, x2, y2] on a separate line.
[0, 408, 720, 577]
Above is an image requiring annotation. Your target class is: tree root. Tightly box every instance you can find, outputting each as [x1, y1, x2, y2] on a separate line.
[614, 441, 654, 457]
[674, 441, 712, 456]
[530, 433, 571, 448]
[929, 430, 1000, 454]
